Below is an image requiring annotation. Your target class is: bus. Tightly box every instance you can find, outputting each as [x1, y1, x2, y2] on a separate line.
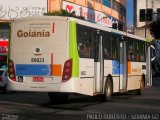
[8, 16, 151, 102]
[151, 39, 160, 76]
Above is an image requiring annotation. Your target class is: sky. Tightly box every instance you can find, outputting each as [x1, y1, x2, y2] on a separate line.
[126, 0, 134, 26]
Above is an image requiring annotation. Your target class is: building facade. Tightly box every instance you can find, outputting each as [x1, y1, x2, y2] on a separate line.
[48, 0, 126, 29]
[0, 0, 48, 55]
[134, 0, 160, 40]
[0, 0, 126, 43]
[0, 0, 48, 40]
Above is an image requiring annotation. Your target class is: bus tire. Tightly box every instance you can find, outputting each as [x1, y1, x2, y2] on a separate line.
[136, 78, 145, 95]
[48, 92, 69, 103]
[2, 84, 8, 94]
[104, 77, 113, 102]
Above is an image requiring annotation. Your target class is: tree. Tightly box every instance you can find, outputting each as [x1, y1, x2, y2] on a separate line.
[44, 9, 84, 20]
[149, 19, 160, 40]
[150, 20, 160, 76]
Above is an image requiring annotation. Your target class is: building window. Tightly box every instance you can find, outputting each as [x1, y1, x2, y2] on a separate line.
[102, 0, 111, 8]
[112, 0, 118, 11]
[119, 4, 126, 17]
[0, 30, 9, 40]
[111, 0, 126, 18]
[95, 0, 101, 3]
[0, 23, 10, 40]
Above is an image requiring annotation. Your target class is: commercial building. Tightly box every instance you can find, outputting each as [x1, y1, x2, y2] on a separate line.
[0, 0, 48, 55]
[133, 0, 160, 40]
[0, 0, 126, 43]
[48, 0, 126, 29]
[0, 0, 48, 40]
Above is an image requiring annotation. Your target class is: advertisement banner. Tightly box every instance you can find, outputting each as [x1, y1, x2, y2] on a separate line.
[0, 40, 8, 54]
[62, 1, 117, 27]
[0, 0, 47, 20]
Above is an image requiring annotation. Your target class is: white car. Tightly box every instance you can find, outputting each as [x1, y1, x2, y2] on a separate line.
[0, 69, 8, 93]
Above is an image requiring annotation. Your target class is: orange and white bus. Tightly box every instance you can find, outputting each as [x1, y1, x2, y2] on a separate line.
[8, 16, 151, 102]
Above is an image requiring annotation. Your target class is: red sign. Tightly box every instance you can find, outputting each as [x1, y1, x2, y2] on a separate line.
[0, 40, 8, 54]
[33, 77, 44, 82]
[62, 1, 115, 27]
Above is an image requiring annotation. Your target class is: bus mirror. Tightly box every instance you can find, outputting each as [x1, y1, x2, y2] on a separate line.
[142, 65, 146, 69]
[97, 30, 100, 35]
[150, 45, 156, 61]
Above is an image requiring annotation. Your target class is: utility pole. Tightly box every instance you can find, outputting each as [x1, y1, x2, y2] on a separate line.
[145, 0, 148, 38]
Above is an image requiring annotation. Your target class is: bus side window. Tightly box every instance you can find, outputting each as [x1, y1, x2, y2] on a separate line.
[77, 24, 93, 58]
[104, 47, 111, 59]
[139, 42, 146, 62]
[111, 34, 119, 60]
[103, 32, 111, 59]
[133, 42, 139, 61]
[78, 43, 85, 57]
[83, 42, 92, 58]
[127, 41, 133, 61]
[133, 41, 146, 62]
[127, 40, 146, 62]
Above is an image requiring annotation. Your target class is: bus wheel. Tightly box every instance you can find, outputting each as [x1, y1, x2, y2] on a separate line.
[136, 78, 145, 95]
[104, 77, 113, 102]
[48, 92, 69, 103]
[2, 84, 8, 94]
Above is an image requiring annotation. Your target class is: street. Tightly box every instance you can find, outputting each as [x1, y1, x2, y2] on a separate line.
[0, 0, 160, 119]
[0, 77, 160, 120]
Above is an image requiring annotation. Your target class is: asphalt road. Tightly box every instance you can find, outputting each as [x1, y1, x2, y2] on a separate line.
[0, 77, 160, 120]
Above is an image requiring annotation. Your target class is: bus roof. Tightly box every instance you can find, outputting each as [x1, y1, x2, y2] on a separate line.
[126, 33, 146, 41]
[12, 16, 146, 41]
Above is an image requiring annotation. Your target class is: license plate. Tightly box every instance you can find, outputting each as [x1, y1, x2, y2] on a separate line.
[33, 77, 44, 82]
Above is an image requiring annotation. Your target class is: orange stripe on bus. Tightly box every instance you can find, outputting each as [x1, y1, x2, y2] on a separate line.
[128, 61, 131, 74]
[52, 65, 62, 76]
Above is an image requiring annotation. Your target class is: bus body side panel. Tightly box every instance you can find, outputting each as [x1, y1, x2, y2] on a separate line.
[127, 62, 146, 91]
[60, 77, 94, 96]
[60, 21, 94, 96]
[60, 20, 79, 93]
[104, 60, 120, 93]
[78, 58, 94, 95]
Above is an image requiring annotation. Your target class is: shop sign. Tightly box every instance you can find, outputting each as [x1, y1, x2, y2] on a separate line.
[0, 40, 8, 54]
[62, 1, 117, 27]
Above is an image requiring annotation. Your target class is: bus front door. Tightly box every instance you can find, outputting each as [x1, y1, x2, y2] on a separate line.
[119, 41, 127, 91]
[93, 32, 104, 94]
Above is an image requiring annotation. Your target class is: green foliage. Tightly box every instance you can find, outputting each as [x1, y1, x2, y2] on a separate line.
[43, 10, 61, 16]
[43, 9, 85, 20]
[149, 19, 160, 39]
